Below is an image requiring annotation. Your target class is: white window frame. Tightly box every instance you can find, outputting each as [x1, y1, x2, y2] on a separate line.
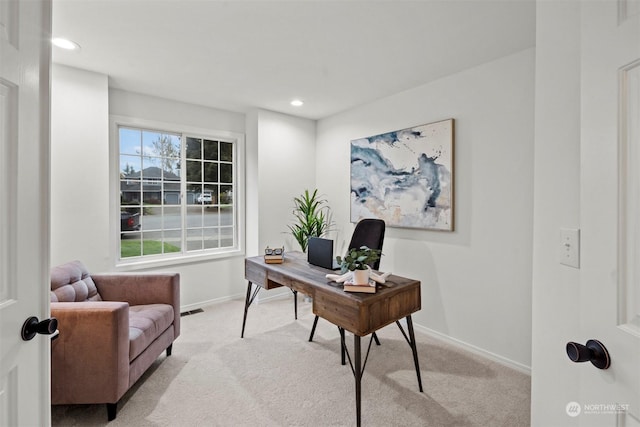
[110, 115, 245, 269]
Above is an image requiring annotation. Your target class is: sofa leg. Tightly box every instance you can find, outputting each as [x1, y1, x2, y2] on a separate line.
[166, 343, 173, 357]
[107, 402, 117, 421]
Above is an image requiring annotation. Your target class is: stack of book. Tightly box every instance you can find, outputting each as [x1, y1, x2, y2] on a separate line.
[264, 246, 284, 264]
[343, 280, 376, 293]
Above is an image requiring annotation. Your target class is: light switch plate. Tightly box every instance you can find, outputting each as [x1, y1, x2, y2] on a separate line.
[560, 228, 580, 268]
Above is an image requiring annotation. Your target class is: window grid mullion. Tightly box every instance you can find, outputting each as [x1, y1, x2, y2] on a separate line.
[201, 138, 205, 250]
[180, 134, 187, 254]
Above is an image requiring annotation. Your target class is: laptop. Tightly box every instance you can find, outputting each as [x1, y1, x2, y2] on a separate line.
[307, 237, 341, 270]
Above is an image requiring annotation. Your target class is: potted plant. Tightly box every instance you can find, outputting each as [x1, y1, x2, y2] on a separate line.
[336, 246, 382, 285]
[287, 189, 333, 252]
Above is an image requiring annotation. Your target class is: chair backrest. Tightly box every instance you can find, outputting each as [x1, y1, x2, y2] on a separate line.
[347, 219, 385, 270]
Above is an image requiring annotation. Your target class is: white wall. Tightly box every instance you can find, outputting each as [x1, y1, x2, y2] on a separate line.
[51, 65, 110, 269]
[531, 2, 581, 425]
[51, 65, 249, 310]
[255, 109, 316, 252]
[245, 110, 260, 257]
[242, 109, 316, 303]
[316, 48, 535, 369]
[109, 88, 245, 134]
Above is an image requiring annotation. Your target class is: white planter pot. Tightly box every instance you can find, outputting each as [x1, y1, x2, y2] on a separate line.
[352, 268, 370, 285]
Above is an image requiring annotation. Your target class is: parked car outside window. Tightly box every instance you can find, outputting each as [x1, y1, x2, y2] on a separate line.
[197, 192, 212, 204]
[120, 211, 141, 232]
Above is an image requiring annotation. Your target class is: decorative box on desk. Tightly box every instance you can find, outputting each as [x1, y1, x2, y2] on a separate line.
[264, 246, 284, 264]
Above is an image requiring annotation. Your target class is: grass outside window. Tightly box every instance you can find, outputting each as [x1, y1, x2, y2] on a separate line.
[121, 240, 180, 258]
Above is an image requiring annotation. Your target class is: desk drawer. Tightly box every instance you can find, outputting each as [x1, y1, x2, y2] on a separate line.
[314, 291, 362, 334]
[245, 259, 285, 290]
[314, 285, 421, 336]
[245, 259, 267, 287]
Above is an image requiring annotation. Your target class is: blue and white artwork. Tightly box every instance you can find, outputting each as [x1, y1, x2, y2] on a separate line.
[350, 119, 454, 231]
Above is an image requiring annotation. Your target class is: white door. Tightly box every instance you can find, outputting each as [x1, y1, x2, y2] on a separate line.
[0, 0, 52, 426]
[579, 1, 640, 426]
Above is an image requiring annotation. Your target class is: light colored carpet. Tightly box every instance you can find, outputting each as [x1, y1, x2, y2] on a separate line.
[51, 296, 530, 426]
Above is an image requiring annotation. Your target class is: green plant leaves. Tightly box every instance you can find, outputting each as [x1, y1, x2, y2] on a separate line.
[287, 189, 334, 252]
[337, 246, 381, 271]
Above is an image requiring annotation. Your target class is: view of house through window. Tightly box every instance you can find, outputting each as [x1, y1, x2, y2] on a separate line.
[119, 126, 236, 260]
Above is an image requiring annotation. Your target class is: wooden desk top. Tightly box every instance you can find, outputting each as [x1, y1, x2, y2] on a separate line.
[245, 252, 421, 336]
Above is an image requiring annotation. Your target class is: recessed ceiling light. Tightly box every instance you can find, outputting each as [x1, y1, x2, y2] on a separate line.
[52, 37, 81, 50]
[290, 99, 304, 107]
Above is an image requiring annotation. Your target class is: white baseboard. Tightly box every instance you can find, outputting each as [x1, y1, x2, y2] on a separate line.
[180, 293, 244, 313]
[180, 287, 293, 314]
[256, 289, 294, 303]
[412, 323, 532, 375]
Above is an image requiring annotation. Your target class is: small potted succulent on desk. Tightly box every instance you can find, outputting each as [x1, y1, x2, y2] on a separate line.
[336, 246, 381, 285]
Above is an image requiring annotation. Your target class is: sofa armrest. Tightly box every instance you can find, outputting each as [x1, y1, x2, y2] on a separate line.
[50, 301, 130, 404]
[93, 272, 180, 338]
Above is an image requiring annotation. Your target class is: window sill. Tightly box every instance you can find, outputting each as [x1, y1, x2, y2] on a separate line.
[114, 248, 245, 271]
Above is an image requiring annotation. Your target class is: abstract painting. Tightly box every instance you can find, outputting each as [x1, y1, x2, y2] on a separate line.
[350, 119, 454, 231]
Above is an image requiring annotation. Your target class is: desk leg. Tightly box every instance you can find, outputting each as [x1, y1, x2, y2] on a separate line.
[308, 316, 319, 342]
[292, 290, 298, 319]
[241, 281, 260, 338]
[354, 334, 362, 427]
[339, 327, 346, 365]
[406, 315, 424, 392]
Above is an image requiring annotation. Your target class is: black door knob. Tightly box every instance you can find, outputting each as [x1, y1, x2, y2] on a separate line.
[21, 316, 58, 341]
[566, 339, 610, 369]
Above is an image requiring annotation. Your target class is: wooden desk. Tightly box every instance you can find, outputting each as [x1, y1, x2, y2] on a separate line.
[241, 252, 423, 427]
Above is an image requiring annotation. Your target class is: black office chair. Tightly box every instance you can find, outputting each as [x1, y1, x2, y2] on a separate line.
[308, 219, 386, 347]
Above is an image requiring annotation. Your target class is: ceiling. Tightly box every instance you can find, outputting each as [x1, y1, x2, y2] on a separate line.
[52, 0, 536, 120]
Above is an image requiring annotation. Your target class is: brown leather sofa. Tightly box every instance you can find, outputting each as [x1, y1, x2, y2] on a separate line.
[50, 260, 180, 421]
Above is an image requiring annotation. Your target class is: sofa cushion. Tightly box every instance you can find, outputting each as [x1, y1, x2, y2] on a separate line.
[51, 260, 102, 302]
[128, 304, 175, 362]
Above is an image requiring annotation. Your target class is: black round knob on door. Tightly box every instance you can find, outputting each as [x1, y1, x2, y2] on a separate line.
[21, 316, 58, 341]
[566, 339, 611, 369]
